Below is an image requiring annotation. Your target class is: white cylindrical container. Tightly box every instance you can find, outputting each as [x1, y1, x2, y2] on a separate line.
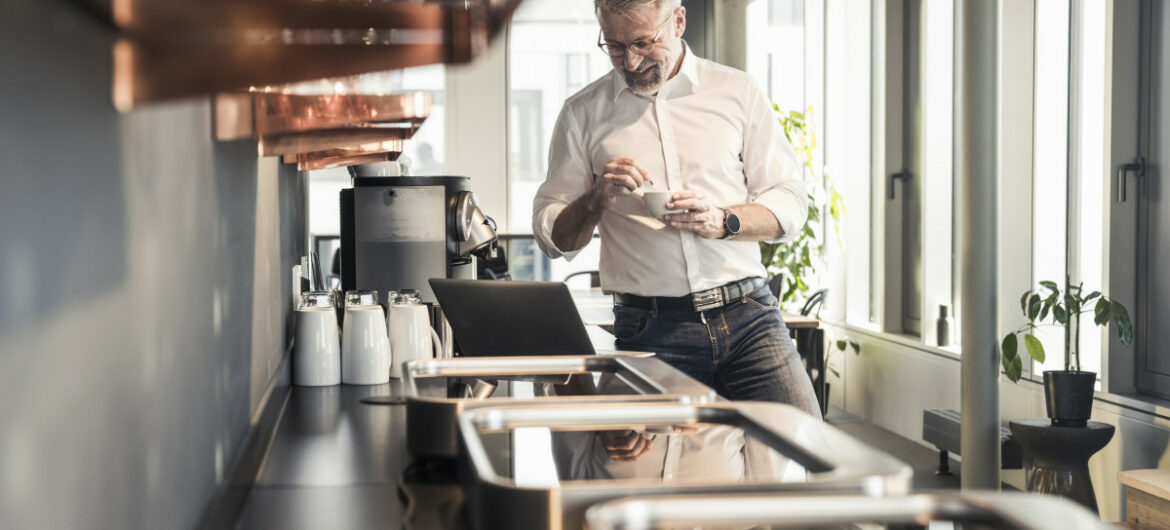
[293, 291, 341, 386]
[388, 290, 440, 379]
[342, 305, 391, 385]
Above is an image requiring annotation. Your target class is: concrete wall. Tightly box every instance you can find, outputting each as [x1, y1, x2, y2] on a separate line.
[0, 1, 305, 528]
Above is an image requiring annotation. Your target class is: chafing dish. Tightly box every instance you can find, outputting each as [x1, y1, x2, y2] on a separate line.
[457, 402, 913, 530]
[584, 491, 1112, 529]
[402, 355, 719, 459]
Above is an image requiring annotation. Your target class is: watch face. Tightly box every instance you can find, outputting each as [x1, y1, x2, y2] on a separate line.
[726, 212, 741, 234]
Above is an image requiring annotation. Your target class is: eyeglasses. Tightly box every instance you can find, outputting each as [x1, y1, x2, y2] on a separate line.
[597, 8, 677, 58]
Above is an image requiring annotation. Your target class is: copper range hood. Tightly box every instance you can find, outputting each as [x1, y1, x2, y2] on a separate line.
[213, 84, 428, 170]
[112, 0, 523, 111]
[111, 0, 522, 167]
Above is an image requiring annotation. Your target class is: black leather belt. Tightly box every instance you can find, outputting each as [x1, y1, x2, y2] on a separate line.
[614, 277, 767, 312]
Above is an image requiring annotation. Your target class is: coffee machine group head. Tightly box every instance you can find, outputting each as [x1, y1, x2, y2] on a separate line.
[340, 176, 498, 304]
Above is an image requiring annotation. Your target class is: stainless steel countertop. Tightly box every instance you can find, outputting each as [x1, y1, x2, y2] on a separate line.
[235, 382, 412, 529]
[235, 325, 622, 529]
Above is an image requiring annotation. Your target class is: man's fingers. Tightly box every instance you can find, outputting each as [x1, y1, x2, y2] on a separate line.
[603, 173, 638, 193]
[603, 430, 638, 451]
[610, 435, 655, 461]
[626, 159, 654, 185]
[667, 198, 708, 211]
[664, 211, 711, 223]
[605, 159, 654, 186]
[669, 220, 707, 231]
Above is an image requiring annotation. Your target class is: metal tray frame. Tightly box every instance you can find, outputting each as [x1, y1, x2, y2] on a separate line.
[457, 401, 913, 530]
[584, 491, 1113, 529]
[403, 355, 719, 459]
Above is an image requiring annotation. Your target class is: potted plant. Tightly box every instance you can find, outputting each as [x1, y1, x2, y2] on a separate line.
[760, 106, 845, 308]
[760, 107, 858, 417]
[1001, 279, 1134, 426]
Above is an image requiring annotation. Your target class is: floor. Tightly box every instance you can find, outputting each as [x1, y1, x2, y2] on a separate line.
[825, 406, 964, 491]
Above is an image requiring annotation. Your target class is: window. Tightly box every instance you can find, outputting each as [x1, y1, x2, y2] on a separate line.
[1109, 0, 1170, 397]
[507, 0, 607, 281]
[747, 0, 806, 112]
[1030, 0, 1070, 374]
[866, 0, 954, 345]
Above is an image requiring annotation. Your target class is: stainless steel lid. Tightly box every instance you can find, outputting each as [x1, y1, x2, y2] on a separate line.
[584, 491, 1113, 530]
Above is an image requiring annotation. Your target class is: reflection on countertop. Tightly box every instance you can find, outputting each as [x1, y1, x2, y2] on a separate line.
[235, 383, 411, 529]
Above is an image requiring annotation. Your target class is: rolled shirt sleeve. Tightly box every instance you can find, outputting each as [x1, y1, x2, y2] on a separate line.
[532, 103, 593, 261]
[741, 81, 809, 244]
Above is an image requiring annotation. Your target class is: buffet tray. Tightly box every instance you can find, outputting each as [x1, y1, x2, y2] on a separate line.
[402, 355, 718, 459]
[584, 491, 1113, 530]
[457, 401, 913, 530]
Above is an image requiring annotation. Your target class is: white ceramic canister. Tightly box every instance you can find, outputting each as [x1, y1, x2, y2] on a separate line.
[342, 290, 391, 385]
[293, 291, 341, 386]
[387, 290, 442, 379]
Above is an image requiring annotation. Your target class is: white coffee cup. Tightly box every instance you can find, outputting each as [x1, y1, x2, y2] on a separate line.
[293, 307, 342, 386]
[342, 306, 391, 385]
[388, 303, 443, 379]
[643, 191, 685, 220]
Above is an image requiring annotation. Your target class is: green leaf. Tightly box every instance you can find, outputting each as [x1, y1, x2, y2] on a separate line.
[1023, 333, 1046, 363]
[1020, 291, 1030, 314]
[1002, 333, 1017, 359]
[1116, 311, 1135, 346]
[1039, 301, 1051, 322]
[1004, 354, 1023, 382]
[830, 190, 845, 220]
[1002, 334, 1022, 383]
[836, 339, 847, 351]
[1028, 294, 1042, 321]
[1053, 305, 1068, 325]
[1039, 280, 1059, 292]
[1110, 302, 1134, 346]
[1085, 291, 1101, 303]
[848, 339, 861, 354]
[1094, 298, 1111, 325]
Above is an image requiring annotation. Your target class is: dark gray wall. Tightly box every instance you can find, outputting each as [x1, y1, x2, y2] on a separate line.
[683, 0, 715, 59]
[0, 0, 305, 528]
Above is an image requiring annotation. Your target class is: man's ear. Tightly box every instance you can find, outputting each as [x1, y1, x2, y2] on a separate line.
[675, 6, 687, 37]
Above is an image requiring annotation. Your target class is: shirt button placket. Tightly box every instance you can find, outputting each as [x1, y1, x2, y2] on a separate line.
[656, 95, 701, 293]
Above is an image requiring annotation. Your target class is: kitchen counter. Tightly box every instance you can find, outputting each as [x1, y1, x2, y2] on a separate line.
[234, 326, 621, 530]
[234, 382, 410, 529]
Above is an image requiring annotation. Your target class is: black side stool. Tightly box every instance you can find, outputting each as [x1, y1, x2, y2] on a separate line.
[1008, 418, 1115, 513]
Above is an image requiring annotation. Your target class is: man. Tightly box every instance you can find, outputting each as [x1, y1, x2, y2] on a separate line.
[532, 0, 819, 418]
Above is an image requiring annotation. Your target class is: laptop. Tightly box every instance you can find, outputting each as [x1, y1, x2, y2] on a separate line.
[428, 278, 598, 356]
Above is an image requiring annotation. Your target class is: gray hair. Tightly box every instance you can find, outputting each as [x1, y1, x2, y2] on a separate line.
[594, 0, 681, 18]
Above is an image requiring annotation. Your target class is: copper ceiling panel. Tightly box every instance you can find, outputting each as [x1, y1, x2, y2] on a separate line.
[288, 140, 406, 164]
[110, 0, 523, 110]
[258, 127, 417, 157]
[296, 152, 397, 172]
[253, 92, 430, 136]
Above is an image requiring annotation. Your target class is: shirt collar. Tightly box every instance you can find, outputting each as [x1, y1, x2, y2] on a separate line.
[611, 40, 699, 101]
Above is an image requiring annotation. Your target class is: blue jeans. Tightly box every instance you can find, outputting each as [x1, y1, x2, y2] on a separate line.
[612, 286, 822, 419]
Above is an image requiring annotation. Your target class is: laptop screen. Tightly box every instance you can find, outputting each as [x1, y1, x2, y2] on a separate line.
[428, 279, 598, 356]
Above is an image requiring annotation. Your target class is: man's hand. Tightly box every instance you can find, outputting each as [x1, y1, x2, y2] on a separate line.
[663, 190, 726, 239]
[590, 157, 655, 211]
[598, 429, 656, 462]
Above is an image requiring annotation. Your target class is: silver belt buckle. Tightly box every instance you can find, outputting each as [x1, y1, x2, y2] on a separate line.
[692, 290, 723, 312]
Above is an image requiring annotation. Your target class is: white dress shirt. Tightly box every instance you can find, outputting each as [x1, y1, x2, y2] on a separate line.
[532, 42, 807, 297]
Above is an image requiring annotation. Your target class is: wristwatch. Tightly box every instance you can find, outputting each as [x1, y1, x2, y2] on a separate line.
[719, 208, 740, 239]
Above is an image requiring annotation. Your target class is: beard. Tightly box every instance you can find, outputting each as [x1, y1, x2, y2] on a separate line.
[623, 59, 668, 95]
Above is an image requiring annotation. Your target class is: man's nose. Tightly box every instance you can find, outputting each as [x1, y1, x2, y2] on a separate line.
[624, 51, 643, 71]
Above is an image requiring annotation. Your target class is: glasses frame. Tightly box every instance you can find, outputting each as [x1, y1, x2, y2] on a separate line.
[597, 7, 679, 58]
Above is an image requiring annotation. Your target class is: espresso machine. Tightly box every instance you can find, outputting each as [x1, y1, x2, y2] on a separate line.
[339, 176, 499, 304]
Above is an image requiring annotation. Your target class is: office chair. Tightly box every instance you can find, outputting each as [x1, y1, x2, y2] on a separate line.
[800, 288, 829, 317]
[563, 270, 601, 288]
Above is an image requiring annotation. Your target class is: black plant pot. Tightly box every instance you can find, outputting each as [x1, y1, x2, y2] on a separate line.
[1043, 370, 1097, 427]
